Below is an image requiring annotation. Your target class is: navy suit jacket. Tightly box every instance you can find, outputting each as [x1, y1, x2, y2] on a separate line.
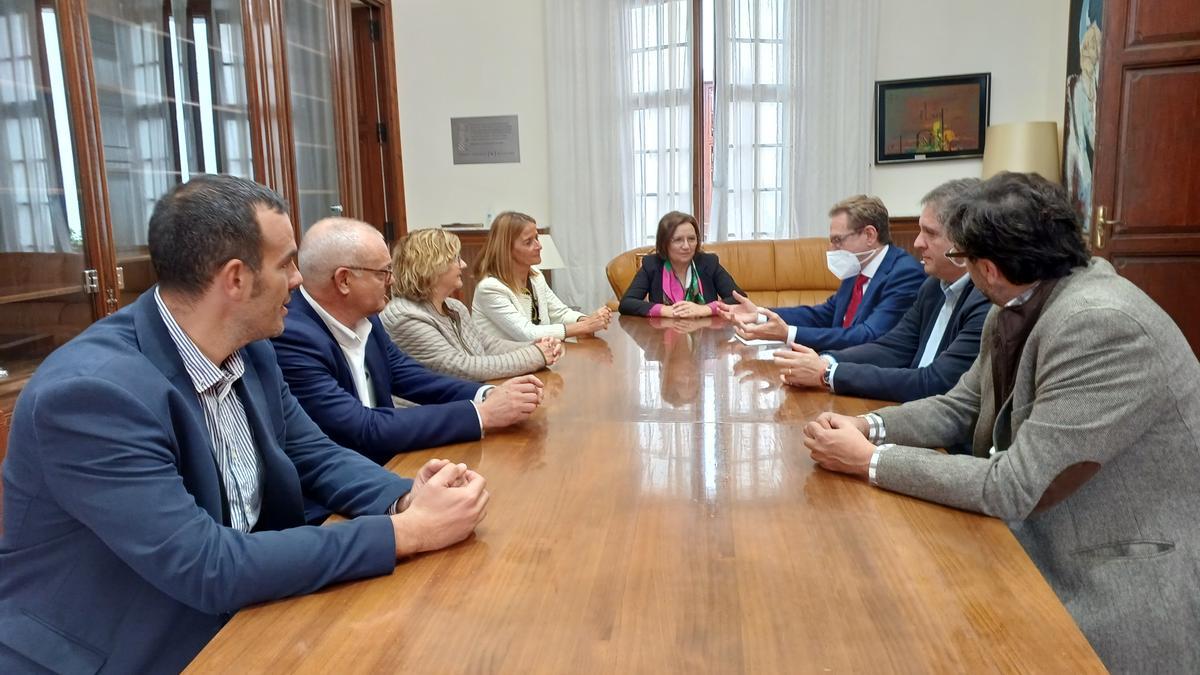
[773, 246, 926, 351]
[272, 290, 483, 468]
[0, 290, 409, 674]
[618, 252, 742, 316]
[824, 275, 990, 402]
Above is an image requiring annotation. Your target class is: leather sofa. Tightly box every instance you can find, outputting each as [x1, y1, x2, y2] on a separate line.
[605, 238, 840, 309]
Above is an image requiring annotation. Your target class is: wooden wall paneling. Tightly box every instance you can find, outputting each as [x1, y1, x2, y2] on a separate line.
[350, 5, 388, 236]
[1126, 0, 1200, 47]
[329, 0, 362, 221]
[58, 1, 118, 318]
[1092, 0, 1200, 353]
[372, 0, 409, 239]
[889, 216, 920, 258]
[242, 0, 300, 234]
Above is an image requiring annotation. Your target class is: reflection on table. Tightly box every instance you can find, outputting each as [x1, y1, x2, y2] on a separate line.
[187, 317, 1102, 674]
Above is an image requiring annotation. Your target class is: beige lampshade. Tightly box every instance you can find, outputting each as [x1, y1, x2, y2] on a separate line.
[533, 234, 566, 270]
[981, 122, 1061, 184]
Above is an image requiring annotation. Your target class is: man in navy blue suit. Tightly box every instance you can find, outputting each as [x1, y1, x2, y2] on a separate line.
[271, 218, 542, 482]
[0, 176, 489, 673]
[719, 195, 926, 351]
[773, 179, 990, 403]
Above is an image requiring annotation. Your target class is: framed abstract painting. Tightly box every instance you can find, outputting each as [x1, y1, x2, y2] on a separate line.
[874, 73, 991, 164]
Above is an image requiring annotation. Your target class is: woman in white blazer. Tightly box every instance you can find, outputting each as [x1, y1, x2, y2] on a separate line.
[381, 228, 562, 381]
[471, 211, 611, 341]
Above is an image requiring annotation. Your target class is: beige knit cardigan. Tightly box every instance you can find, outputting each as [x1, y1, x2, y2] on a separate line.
[380, 296, 546, 381]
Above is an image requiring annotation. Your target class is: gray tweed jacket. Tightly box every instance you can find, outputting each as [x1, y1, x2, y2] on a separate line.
[872, 258, 1200, 673]
[380, 297, 547, 381]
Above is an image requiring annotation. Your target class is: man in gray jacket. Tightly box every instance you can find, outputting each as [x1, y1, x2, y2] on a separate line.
[802, 172, 1200, 673]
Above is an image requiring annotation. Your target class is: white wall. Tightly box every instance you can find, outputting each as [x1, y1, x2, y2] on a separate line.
[870, 0, 1070, 215]
[392, 0, 549, 230]
[391, 0, 1070, 225]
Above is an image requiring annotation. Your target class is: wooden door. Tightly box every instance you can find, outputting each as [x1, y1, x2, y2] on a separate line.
[1091, 0, 1200, 352]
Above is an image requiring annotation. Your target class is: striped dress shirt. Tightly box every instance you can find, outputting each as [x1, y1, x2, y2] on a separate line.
[155, 288, 263, 532]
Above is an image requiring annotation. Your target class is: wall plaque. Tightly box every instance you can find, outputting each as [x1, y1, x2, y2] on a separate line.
[451, 115, 520, 164]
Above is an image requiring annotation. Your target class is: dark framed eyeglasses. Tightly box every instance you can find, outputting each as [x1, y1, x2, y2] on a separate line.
[828, 228, 866, 249]
[343, 265, 394, 281]
[944, 247, 970, 268]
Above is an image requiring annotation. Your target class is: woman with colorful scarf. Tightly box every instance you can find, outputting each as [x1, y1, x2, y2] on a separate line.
[618, 211, 743, 317]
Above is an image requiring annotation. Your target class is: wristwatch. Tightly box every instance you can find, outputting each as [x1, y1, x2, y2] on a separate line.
[819, 355, 836, 389]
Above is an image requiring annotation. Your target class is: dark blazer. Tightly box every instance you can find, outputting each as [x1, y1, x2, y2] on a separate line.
[824, 275, 990, 402]
[272, 290, 484, 468]
[619, 251, 742, 316]
[774, 245, 926, 351]
[0, 290, 409, 674]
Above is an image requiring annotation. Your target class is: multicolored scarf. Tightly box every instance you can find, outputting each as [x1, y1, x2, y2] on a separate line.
[661, 260, 704, 305]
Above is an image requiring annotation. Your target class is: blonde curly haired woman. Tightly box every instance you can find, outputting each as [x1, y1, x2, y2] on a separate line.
[381, 228, 562, 381]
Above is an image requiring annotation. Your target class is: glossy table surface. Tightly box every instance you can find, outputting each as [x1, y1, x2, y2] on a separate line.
[188, 316, 1103, 673]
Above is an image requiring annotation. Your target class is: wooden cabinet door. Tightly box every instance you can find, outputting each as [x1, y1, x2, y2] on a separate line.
[1091, 0, 1200, 352]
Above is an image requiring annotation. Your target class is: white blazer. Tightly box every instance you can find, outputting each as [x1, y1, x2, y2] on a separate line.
[472, 273, 584, 341]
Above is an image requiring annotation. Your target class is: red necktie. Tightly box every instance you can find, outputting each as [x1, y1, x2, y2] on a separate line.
[842, 274, 869, 328]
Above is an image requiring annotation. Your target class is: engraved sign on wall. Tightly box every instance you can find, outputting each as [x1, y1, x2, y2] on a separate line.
[451, 115, 520, 164]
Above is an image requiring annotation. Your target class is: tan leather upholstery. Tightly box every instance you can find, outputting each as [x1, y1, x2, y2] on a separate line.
[605, 238, 840, 309]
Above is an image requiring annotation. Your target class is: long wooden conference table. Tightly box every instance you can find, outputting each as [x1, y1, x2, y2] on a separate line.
[189, 316, 1104, 673]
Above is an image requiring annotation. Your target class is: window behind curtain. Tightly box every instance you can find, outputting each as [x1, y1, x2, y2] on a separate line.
[627, 0, 693, 246]
[711, 0, 788, 242]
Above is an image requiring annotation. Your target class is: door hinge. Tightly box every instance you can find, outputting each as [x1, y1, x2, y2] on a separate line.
[82, 269, 99, 293]
[115, 265, 125, 290]
[369, 19, 381, 42]
[376, 122, 388, 144]
[384, 220, 395, 242]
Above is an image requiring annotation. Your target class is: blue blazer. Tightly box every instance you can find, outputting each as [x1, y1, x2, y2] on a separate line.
[0, 290, 409, 674]
[618, 252, 742, 316]
[774, 246, 926, 351]
[272, 290, 483, 467]
[824, 275, 991, 402]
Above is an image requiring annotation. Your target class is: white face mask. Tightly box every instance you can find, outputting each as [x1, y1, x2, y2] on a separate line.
[825, 248, 877, 280]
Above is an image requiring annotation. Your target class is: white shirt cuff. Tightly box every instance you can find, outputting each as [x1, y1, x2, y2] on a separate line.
[472, 385, 494, 436]
[786, 324, 798, 345]
[868, 444, 895, 486]
[859, 412, 887, 444]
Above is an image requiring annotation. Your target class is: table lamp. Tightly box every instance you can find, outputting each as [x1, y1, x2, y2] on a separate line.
[981, 121, 1061, 184]
[533, 234, 566, 271]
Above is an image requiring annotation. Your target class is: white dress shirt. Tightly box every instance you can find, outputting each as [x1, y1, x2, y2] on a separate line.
[916, 272, 972, 367]
[300, 285, 377, 407]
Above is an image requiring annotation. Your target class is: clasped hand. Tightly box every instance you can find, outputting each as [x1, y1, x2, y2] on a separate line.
[662, 300, 712, 319]
[534, 337, 564, 365]
[392, 458, 490, 556]
[802, 412, 875, 478]
[478, 374, 544, 429]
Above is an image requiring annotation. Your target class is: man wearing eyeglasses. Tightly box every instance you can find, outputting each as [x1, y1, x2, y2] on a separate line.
[718, 194, 926, 352]
[0, 177, 489, 673]
[801, 172, 1200, 673]
[772, 179, 990, 404]
[272, 218, 542, 522]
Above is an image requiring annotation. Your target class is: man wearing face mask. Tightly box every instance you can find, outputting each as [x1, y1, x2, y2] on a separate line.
[719, 195, 926, 351]
[800, 172, 1200, 673]
[772, 179, 990, 403]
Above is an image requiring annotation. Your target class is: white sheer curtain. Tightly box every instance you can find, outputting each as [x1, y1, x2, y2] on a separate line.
[712, 0, 879, 240]
[545, 0, 692, 311]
